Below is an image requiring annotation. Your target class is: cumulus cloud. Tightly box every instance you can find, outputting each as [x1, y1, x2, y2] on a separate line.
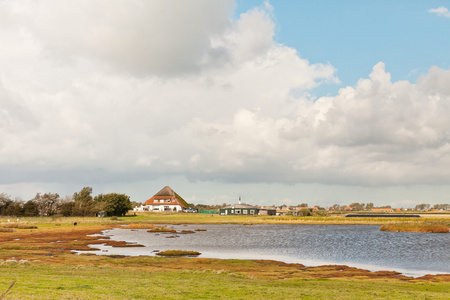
[428, 6, 450, 18]
[6, 0, 235, 76]
[188, 63, 450, 186]
[1, 0, 449, 192]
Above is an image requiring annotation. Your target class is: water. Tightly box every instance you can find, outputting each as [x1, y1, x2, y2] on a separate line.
[79, 224, 450, 277]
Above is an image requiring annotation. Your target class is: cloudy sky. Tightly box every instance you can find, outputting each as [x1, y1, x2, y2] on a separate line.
[1, 0, 450, 207]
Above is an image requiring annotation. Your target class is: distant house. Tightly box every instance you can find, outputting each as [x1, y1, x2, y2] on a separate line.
[219, 198, 275, 216]
[371, 208, 394, 212]
[134, 186, 189, 212]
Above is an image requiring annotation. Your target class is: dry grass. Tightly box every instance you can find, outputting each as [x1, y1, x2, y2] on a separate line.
[0, 223, 38, 229]
[380, 223, 450, 233]
[147, 226, 176, 233]
[156, 250, 201, 257]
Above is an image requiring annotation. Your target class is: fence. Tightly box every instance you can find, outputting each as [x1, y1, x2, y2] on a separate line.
[198, 210, 219, 214]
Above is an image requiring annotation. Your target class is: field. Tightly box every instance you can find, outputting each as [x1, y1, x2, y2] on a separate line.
[0, 214, 449, 299]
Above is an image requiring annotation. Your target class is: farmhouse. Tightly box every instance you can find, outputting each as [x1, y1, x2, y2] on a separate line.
[134, 186, 189, 212]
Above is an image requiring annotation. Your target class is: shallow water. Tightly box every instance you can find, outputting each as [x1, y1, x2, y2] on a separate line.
[80, 224, 450, 277]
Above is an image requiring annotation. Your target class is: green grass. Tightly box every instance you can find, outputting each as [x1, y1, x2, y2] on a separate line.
[0, 262, 448, 299]
[1, 213, 449, 227]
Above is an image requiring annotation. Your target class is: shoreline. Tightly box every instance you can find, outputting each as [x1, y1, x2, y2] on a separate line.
[74, 224, 450, 278]
[1, 217, 449, 281]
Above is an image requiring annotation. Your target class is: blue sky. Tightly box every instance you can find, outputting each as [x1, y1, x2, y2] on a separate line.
[1, 1, 450, 208]
[237, 0, 450, 96]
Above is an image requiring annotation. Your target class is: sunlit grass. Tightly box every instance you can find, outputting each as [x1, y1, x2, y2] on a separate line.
[0, 262, 448, 300]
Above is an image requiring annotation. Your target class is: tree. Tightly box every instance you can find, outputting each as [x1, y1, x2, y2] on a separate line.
[5, 200, 24, 216]
[23, 200, 39, 216]
[349, 203, 365, 211]
[130, 201, 142, 209]
[73, 187, 95, 216]
[299, 208, 312, 216]
[60, 201, 75, 217]
[366, 203, 374, 210]
[433, 204, 450, 210]
[94, 193, 132, 216]
[415, 203, 430, 211]
[33, 193, 60, 216]
[0, 193, 13, 216]
[331, 204, 340, 211]
[298, 203, 308, 208]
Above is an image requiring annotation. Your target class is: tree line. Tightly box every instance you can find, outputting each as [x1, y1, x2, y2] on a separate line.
[0, 187, 135, 217]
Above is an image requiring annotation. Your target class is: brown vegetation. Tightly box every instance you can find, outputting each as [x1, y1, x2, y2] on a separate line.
[0, 219, 448, 284]
[147, 226, 176, 233]
[0, 224, 38, 229]
[156, 250, 201, 256]
[380, 223, 450, 233]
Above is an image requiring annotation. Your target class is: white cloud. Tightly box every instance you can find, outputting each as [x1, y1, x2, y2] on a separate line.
[6, 0, 236, 76]
[428, 6, 450, 18]
[188, 63, 450, 186]
[1, 0, 450, 202]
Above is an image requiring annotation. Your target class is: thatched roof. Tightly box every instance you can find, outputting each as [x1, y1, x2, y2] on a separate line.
[154, 186, 176, 197]
[152, 186, 190, 208]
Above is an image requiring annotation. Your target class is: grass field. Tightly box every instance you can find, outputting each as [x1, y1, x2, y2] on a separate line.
[1, 262, 449, 300]
[0, 214, 449, 299]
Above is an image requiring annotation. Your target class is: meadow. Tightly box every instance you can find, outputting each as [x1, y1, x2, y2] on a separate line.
[0, 214, 449, 299]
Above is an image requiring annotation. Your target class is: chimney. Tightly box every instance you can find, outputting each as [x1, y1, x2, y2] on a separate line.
[239, 196, 241, 205]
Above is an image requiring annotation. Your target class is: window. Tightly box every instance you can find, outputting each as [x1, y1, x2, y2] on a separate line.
[166, 199, 171, 203]
[250, 210, 255, 215]
[235, 210, 241, 214]
[243, 210, 248, 215]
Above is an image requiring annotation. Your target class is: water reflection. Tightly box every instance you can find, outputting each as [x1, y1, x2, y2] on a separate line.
[79, 224, 450, 277]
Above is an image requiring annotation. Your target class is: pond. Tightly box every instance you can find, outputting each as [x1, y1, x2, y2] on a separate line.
[80, 224, 450, 277]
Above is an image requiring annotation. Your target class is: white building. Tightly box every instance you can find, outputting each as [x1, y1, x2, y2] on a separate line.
[134, 186, 189, 212]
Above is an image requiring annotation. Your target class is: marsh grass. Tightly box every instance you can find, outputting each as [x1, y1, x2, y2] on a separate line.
[156, 250, 201, 256]
[380, 223, 450, 233]
[0, 224, 38, 229]
[1, 214, 449, 227]
[147, 226, 176, 233]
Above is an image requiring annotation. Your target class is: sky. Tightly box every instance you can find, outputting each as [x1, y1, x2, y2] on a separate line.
[1, 0, 450, 208]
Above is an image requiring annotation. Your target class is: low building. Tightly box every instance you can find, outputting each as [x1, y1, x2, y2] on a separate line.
[219, 198, 275, 216]
[134, 186, 189, 212]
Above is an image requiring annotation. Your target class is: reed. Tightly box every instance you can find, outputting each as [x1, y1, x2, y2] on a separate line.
[380, 223, 449, 233]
